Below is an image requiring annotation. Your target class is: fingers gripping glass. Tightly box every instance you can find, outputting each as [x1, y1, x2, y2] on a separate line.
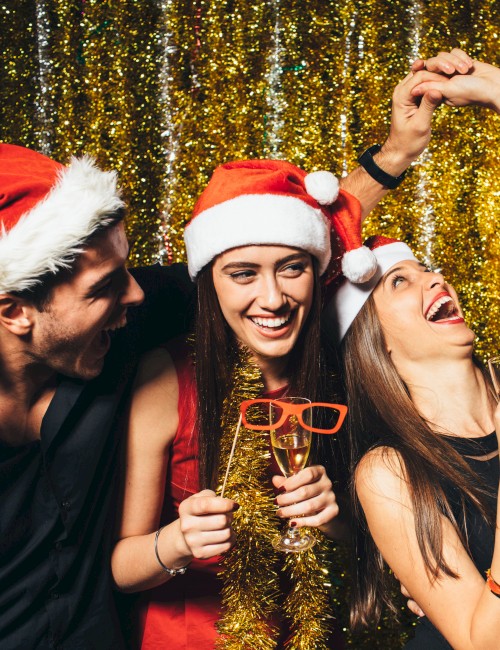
[240, 399, 348, 434]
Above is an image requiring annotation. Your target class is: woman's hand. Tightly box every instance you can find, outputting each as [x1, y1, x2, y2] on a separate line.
[178, 489, 237, 560]
[410, 48, 500, 113]
[272, 465, 339, 534]
[411, 48, 473, 76]
[398, 577, 425, 618]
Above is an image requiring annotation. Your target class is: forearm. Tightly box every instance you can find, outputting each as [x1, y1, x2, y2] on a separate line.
[340, 141, 411, 220]
[490, 91, 500, 113]
[111, 519, 192, 593]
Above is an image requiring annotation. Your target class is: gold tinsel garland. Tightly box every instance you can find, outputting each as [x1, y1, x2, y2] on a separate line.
[215, 349, 337, 649]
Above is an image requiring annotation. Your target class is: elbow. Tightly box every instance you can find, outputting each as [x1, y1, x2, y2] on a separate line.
[113, 580, 140, 595]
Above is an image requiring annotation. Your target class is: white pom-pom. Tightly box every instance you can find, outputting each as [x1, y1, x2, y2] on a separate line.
[341, 246, 378, 283]
[304, 171, 339, 205]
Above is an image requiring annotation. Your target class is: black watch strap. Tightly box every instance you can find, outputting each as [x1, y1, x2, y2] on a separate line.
[358, 144, 407, 189]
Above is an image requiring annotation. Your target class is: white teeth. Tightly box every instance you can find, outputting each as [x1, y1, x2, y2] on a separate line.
[426, 295, 454, 321]
[250, 315, 290, 329]
[105, 316, 127, 332]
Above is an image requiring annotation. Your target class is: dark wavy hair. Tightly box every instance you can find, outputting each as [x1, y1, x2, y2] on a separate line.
[340, 294, 495, 631]
[194, 255, 342, 490]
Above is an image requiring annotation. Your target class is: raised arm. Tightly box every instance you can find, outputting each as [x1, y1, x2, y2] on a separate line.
[341, 67, 444, 218]
[357, 439, 500, 650]
[340, 48, 500, 219]
[111, 348, 236, 593]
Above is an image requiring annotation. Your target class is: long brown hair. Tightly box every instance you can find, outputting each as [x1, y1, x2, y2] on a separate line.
[341, 295, 495, 630]
[194, 256, 340, 490]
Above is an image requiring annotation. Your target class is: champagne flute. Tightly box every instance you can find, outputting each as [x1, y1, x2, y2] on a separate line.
[269, 397, 316, 553]
[488, 356, 500, 401]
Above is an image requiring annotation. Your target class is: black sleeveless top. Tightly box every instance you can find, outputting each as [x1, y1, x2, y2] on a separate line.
[405, 431, 499, 649]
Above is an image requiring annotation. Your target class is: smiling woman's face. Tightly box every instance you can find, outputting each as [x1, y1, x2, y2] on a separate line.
[212, 244, 315, 367]
[372, 259, 475, 363]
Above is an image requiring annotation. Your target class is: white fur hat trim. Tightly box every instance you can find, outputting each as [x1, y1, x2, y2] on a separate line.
[184, 193, 331, 279]
[327, 241, 417, 342]
[0, 156, 124, 293]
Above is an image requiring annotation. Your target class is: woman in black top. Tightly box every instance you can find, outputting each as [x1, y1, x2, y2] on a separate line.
[328, 219, 499, 648]
[327, 51, 500, 645]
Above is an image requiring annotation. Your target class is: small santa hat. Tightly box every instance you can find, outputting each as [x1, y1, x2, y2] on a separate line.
[0, 143, 124, 293]
[325, 235, 418, 342]
[184, 158, 378, 281]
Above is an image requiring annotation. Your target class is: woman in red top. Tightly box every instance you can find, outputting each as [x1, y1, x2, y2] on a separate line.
[111, 159, 362, 649]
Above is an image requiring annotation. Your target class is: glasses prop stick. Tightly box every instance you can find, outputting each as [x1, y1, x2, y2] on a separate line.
[220, 413, 243, 499]
[240, 398, 348, 434]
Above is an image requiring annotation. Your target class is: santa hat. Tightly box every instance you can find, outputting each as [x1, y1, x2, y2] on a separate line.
[325, 235, 418, 342]
[183, 159, 378, 281]
[0, 143, 124, 293]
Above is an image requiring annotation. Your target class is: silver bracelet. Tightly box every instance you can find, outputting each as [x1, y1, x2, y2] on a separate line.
[154, 526, 188, 576]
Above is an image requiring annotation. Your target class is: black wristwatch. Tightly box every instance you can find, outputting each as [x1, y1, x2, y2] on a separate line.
[358, 144, 407, 189]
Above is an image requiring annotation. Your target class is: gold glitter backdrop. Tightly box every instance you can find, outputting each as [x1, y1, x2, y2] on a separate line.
[0, 0, 498, 361]
[1, 1, 499, 647]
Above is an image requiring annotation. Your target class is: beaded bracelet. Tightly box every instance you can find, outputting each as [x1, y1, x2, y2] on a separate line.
[486, 568, 500, 598]
[154, 526, 188, 576]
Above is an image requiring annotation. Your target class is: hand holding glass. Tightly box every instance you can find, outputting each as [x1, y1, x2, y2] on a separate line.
[240, 397, 347, 552]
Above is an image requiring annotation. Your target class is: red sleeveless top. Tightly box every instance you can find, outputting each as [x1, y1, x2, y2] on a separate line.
[135, 341, 285, 649]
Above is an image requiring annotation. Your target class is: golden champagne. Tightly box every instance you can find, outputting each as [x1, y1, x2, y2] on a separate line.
[272, 432, 310, 477]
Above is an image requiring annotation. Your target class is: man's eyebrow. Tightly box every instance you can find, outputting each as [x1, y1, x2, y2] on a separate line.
[85, 243, 131, 295]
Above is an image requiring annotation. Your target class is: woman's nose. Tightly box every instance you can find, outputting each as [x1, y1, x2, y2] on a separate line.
[257, 277, 287, 311]
[424, 269, 446, 292]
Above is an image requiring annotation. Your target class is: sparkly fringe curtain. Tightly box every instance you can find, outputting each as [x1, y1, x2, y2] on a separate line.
[1, 0, 498, 359]
[1, 1, 498, 647]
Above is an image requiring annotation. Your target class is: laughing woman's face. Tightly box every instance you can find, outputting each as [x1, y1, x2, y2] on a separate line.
[212, 245, 314, 367]
[372, 259, 474, 364]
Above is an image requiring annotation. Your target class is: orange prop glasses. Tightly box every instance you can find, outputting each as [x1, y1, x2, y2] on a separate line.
[240, 398, 347, 434]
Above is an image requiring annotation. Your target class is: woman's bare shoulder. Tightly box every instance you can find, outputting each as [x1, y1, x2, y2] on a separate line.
[128, 347, 180, 451]
[355, 445, 410, 505]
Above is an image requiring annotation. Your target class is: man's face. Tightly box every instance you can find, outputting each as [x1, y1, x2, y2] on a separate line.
[28, 222, 144, 380]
